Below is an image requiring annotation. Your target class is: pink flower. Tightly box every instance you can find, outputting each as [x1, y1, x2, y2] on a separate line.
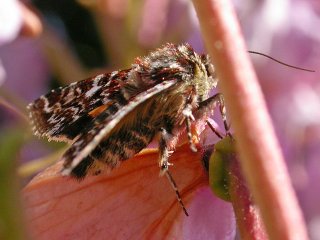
[0, 0, 22, 46]
[23, 144, 236, 239]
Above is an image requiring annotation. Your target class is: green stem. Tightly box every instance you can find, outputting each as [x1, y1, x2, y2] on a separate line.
[210, 137, 267, 239]
[0, 128, 30, 240]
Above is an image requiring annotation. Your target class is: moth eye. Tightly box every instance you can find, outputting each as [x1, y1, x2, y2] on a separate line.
[201, 56, 218, 88]
[207, 64, 215, 77]
[200, 55, 215, 78]
[203, 56, 214, 75]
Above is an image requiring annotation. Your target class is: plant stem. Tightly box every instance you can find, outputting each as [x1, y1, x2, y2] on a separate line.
[192, 0, 308, 239]
[229, 152, 267, 240]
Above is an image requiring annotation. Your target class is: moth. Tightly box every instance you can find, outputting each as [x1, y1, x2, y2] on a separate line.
[27, 43, 225, 215]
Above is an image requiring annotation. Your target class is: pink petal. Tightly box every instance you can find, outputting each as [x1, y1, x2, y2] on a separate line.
[0, 0, 22, 45]
[23, 144, 235, 239]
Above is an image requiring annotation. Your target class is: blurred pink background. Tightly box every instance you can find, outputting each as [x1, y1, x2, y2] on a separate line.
[0, 0, 319, 239]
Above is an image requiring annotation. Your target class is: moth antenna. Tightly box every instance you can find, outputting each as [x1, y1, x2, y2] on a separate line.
[165, 170, 189, 216]
[248, 50, 315, 72]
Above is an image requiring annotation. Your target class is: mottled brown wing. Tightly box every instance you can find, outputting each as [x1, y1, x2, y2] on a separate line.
[61, 80, 178, 176]
[27, 70, 130, 142]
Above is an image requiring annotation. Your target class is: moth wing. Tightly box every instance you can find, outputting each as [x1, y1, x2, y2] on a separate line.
[27, 71, 129, 142]
[61, 80, 177, 175]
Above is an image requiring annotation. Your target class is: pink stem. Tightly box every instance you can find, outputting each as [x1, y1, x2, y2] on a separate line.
[192, 0, 308, 239]
[229, 156, 267, 240]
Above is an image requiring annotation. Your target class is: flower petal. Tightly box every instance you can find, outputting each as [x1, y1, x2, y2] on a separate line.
[23, 144, 235, 239]
[0, 0, 22, 45]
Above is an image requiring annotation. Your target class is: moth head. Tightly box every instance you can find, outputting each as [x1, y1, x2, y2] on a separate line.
[200, 54, 218, 88]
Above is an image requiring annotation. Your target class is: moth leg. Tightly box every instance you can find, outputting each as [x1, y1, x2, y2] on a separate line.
[198, 93, 230, 136]
[182, 104, 197, 152]
[165, 170, 189, 216]
[216, 93, 231, 135]
[158, 128, 189, 216]
[159, 128, 174, 175]
[206, 121, 224, 139]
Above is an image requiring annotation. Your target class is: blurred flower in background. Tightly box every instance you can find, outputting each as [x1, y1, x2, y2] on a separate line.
[0, 0, 22, 45]
[0, 0, 319, 239]
[238, 1, 320, 239]
[0, 0, 22, 87]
